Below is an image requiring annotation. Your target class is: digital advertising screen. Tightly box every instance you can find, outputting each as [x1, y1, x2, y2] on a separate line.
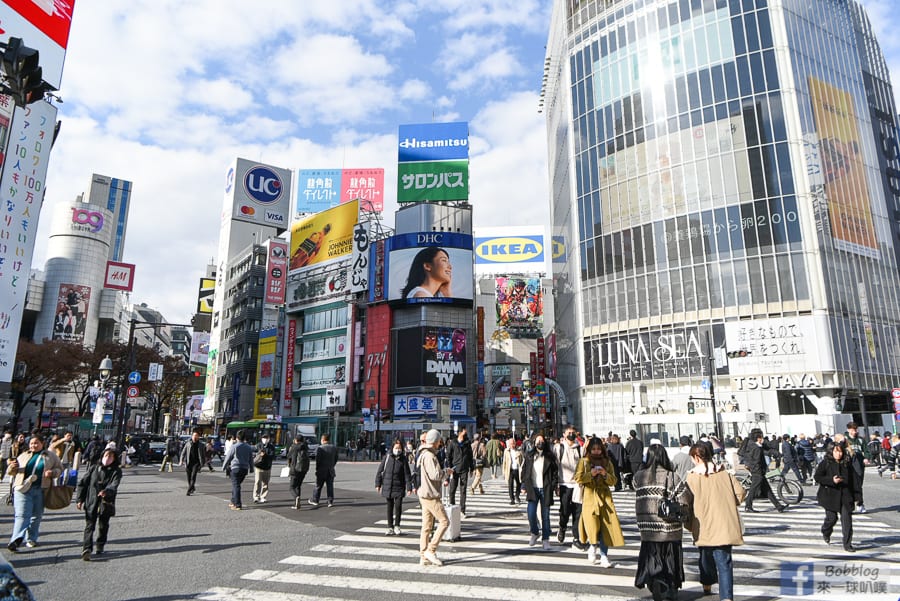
[385, 232, 473, 305]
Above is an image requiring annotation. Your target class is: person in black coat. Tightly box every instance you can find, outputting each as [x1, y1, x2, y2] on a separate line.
[742, 428, 786, 513]
[375, 439, 413, 536]
[815, 441, 861, 552]
[75, 447, 122, 561]
[624, 430, 644, 491]
[520, 434, 559, 549]
[445, 429, 474, 515]
[286, 436, 310, 510]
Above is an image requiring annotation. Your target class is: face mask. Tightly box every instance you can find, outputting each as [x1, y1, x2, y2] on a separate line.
[535, 442, 545, 450]
[261, 439, 269, 445]
[567, 433, 576, 441]
[102, 455, 114, 467]
[393, 449, 401, 456]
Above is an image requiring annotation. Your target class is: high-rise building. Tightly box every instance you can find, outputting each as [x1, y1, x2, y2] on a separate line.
[544, 0, 900, 439]
[85, 174, 132, 263]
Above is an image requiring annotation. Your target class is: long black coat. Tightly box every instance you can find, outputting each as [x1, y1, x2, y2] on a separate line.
[814, 457, 860, 512]
[521, 447, 559, 505]
[76, 461, 122, 517]
[375, 453, 412, 499]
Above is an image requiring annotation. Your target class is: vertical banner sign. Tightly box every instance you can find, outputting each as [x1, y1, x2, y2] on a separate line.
[284, 319, 296, 409]
[264, 240, 288, 304]
[530, 352, 538, 384]
[350, 221, 370, 293]
[537, 336, 546, 378]
[0, 102, 57, 380]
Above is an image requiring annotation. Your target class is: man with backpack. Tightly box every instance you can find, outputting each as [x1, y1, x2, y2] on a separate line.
[556, 424, 585, 549]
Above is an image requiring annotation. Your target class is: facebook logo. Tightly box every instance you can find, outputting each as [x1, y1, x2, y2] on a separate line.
[781, 562, 815, 595]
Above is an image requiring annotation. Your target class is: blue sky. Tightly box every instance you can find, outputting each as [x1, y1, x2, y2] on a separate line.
[30, 0, 900, 326]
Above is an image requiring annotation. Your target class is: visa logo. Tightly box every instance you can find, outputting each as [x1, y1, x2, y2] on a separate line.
[265, 211, 285, 224]
[475, 237, 543, 263]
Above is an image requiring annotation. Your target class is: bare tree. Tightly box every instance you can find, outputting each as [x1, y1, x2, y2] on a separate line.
[13, 340, 84, 425]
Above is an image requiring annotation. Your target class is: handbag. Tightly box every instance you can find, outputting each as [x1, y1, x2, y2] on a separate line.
[44, 478, 74, 511]
[279, 466, 290, 478]
[657, 472, 684, 522]
[253, 450, 267, 469]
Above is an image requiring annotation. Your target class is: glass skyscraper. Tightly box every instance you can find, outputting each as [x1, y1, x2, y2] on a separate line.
[545, 0, 900, 439]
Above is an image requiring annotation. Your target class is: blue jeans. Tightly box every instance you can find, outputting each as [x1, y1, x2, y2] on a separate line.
[527, 487, 551, 540]
[11, 486, 44, 543]
[230, 467, 248, 507]
[699, 545, 733, 600]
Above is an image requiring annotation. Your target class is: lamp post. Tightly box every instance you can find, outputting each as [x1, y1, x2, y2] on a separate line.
[851, 337, 870, 436]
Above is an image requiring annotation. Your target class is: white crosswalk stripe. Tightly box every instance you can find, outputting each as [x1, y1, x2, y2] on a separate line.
[194, 474, 900, 600]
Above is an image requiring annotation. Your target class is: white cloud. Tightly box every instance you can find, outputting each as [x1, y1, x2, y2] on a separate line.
[28, 1, 555, 326]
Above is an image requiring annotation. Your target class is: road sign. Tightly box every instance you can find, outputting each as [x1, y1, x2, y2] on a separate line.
[127, 386, 139, 398]
[701, 378, 711, 390]
[892, 388, 900, 399]
[128, 371, 141, 385]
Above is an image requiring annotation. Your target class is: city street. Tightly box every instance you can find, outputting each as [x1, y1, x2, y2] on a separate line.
[2, 459, 899, 601]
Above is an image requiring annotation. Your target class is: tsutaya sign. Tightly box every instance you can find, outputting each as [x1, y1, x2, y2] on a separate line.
[733, 373, 821, 391]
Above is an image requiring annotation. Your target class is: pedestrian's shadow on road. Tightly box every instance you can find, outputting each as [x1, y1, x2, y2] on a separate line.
[743, 525, 789, 535]
[861, 503, 900, 515]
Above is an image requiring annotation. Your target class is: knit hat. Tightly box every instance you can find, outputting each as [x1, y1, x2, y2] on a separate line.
[425, 429, 441, 445]
[649, 438, 662, 446]
[104, 442, 117, 452]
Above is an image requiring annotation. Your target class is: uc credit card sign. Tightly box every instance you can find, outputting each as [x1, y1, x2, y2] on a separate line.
[398, 122, 469, 163]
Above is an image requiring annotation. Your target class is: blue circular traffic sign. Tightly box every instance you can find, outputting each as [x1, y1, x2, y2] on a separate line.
[128, 371, 141, 384]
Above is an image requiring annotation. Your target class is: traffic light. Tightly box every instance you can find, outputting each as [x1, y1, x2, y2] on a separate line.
[0, 37, 47, 106]
[726, 349, 751, 358]
[687, 401, 695, 414]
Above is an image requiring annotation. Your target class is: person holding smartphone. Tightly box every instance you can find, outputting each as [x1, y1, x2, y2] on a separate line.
[814, 441, 860, 552]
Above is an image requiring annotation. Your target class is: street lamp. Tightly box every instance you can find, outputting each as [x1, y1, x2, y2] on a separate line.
[99, 356, 113, 383]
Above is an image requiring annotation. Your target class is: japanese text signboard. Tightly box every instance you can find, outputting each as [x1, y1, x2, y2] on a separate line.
[0, 101, 57, 381]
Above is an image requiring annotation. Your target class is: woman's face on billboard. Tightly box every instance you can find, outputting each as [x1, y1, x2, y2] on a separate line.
[424, 250, 452, 284]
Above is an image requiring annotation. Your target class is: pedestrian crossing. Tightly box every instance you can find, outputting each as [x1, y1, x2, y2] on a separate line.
[193, 475, 900, 601]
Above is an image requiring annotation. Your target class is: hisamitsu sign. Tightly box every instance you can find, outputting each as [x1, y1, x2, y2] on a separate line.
[398, 122, 469, 163]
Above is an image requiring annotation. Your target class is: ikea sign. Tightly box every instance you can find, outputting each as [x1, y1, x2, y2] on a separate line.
[475, 235, 545, 264]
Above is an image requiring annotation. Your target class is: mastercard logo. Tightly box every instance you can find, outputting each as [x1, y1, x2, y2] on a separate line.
[239, 205, 256, 215]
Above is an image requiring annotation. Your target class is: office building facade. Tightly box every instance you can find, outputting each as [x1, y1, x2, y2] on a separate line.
[545, 0, 900, 439]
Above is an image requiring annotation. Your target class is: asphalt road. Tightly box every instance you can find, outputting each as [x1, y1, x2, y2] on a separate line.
[0, 458, 388, 601]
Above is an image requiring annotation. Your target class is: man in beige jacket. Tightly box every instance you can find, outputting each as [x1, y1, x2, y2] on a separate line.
[416, 429, 449, 566]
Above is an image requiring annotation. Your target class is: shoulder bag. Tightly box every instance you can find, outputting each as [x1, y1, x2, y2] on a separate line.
[657, 471, 684, 522]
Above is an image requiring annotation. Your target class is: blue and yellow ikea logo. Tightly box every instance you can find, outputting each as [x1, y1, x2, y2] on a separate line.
[475, 236, 545, 264]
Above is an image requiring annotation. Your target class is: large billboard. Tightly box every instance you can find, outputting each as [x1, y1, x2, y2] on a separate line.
[496, 277, 543, 329]
[254, 328, 277, 418]
[289, 200, 359, 272]
[396, 326, 468, 389]
[0, 0, 76, 90]
[296, 168, 384, 214]
[397, 122, 469, 203]
[190, 331, 210, 365]
[808, 77, 879, 258]
[225, 158, 292, 231]
[285, 262, 349, 310]
[197, 278, 214, 314]
[51, 283, 91, 343]
[0, 101, 57, 380]
[475, 233, 546, 266]
[385, 232, 473, 304]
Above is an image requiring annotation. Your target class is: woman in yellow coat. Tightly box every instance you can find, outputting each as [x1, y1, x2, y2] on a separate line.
[575, 437, 625, 567]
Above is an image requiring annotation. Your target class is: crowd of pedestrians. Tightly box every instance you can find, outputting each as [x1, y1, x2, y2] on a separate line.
[1, 421, 892, 601]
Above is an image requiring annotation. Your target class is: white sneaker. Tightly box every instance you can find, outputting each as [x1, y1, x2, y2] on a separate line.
[542, 540, 551, 551]
[529, 533, 539, 547]
[393, 526, 402, 536]
[598, 554, 611, 568]
[423, 550, 443, 566]
[857, 504, 867, 514]
[587, 545, 596, 563]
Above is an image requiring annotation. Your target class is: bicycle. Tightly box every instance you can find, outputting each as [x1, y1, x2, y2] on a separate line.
[734, 469, 804, 506]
